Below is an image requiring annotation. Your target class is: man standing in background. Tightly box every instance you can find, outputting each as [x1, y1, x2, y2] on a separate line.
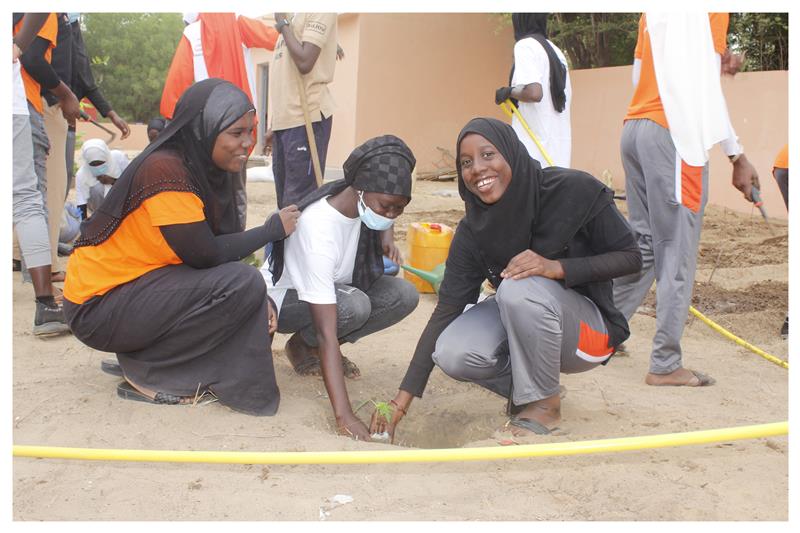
[265, 13, 338, 208]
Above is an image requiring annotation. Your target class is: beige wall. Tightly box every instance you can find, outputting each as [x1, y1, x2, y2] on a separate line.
[571, 66, 789, 219]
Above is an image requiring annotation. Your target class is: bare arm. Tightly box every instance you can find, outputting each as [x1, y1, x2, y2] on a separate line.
[308, 303, 371, 440]
[274, 13, 321, 75]
[13, 13, 50, 54]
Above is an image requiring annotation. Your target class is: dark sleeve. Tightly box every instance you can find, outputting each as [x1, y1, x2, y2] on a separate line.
[160, 212, 286, 269]
[398, 301, 464, 397]
[19, 36, 61, 91]
[70, 24, 112, 116]
[559, 202, 643, 287]
[398, 223, 486, 397]
[436, 222, 487, 307]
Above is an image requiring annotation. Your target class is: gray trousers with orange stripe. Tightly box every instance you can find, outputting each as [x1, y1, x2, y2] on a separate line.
[432, 277, 610, 407]
[613, 119, 709, 374]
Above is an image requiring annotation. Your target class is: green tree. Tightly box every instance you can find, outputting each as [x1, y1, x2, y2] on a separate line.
[549, 13, 639, 69]
[81, 13, 184, 123]
[728, 13, 788, 71]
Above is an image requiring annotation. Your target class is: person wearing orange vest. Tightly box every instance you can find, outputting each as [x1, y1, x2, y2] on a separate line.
[613, 13, 759, 387]
[772, 144, 788, 338]
[160, 13, 279, 230]
[12, 13, 72, 336]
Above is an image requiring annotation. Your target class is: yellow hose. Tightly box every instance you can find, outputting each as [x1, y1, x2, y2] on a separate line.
[499, 99, 555, 166]
[13, 421, 786, 465]
[689, 306, 788, 369]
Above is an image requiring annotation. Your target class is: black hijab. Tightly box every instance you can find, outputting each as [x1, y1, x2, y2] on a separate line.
[75, 79, 254, 246]
[509, 13, 567, 113]
[456, 118, 610, 280]
[269, 135, 415, 291]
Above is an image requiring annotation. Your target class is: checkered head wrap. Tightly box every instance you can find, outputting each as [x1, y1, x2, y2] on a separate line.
[344, 135, 415, 198]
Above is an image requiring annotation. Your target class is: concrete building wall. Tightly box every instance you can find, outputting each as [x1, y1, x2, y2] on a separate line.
[571, 66, 788, 219]
[83, 14, 788, 219]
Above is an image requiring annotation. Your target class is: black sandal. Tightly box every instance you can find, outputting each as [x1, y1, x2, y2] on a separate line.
[117, 381, 189, 405]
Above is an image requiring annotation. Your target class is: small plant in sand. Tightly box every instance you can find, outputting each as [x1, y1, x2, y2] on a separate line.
[372, 400, 393, 424]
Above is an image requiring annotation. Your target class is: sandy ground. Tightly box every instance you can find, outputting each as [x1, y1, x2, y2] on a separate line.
[12, 178, 788, 521]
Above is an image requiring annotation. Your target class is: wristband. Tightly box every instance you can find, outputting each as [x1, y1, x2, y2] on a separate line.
[390, 399, 407, 415]
[276, 18, 289, 32]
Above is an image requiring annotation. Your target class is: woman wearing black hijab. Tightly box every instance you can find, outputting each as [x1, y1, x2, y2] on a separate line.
[63, 79, 300, 416]
[372, 118, 642, 440]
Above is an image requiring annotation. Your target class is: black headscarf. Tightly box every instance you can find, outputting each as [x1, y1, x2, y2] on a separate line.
[75, 79, 254, 247]
[508, 13, 567, 113]
[456, 118, 610, 282]
[269, 135, 415, 291]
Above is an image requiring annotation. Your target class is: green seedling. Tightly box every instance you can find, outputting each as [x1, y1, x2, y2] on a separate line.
[372, 400, 393, 424]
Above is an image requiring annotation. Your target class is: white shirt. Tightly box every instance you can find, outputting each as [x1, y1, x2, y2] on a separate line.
[13, 61, 29, 116]
[75, 150, 130, 206]
[260, 196, 362, 314]
[511, 37, 572, 168]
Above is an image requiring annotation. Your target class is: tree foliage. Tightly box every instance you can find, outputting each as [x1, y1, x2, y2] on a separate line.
[81, 13, 184, 123]
[498, 12, 788, 72]
[729, 13, 788, 71]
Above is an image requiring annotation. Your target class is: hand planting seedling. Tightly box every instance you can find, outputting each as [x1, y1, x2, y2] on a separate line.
[370, 400, 393, 442]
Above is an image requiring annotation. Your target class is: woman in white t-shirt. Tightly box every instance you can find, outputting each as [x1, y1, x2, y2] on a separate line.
[261, 135, 419, 441]
[495, 13, 572, 168]
[75, 138, 129, 218]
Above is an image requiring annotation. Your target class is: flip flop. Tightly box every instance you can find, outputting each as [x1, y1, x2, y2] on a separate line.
[101, 358, 123, 377]
[508, 416, 555, 435]
[687, 370, 716, 386]
[116, 381, 188, 405]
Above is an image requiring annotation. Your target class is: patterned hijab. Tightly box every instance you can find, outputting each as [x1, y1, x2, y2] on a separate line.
[269, 135, 415, 291]
[75, 79, 254, 247]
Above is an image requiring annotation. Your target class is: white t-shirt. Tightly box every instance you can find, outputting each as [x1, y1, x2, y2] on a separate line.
[75, 150, 130, 206]
[259, 196, 362, 314]
[511, 37, 572, 168]
[13, 61, 29, 116]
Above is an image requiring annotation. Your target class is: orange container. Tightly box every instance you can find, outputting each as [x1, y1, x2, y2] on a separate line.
[404, 222, 454, 293]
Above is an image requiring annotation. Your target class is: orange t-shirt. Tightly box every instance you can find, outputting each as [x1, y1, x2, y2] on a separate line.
[14, 13, 58, 115]
[63, 191, 206, 304]
[773, 144, 788, 169]
[624, 13, 729, 129]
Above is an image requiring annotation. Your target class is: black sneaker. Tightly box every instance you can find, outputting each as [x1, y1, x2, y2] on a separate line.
[12, 259, 21, 271]
[33, 301, 71, 336]
[781, 316, 788, 339]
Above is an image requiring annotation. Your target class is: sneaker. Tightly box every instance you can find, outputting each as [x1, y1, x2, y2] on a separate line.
[33, 301, 71, 336]
[781, 316, 788, 339]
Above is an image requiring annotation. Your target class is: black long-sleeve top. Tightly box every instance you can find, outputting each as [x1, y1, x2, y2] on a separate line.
[399, 201, 643, 398]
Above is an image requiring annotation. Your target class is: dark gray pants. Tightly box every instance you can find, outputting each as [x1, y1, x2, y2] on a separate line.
[64, 262, 280, 416]
[773, 167, 788, 209]
[277, 275, 419, 347]
[433, 277, 611, 406]
[273, 114, 333, 208]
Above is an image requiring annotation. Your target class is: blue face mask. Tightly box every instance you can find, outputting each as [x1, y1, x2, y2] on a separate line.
[89, 162, 109, 177]
[357, 191, 394, 231]
[67, 13, 80, 24]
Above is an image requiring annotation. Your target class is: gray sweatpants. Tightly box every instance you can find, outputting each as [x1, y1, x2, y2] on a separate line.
[12, 114, 51, 269]
[277, 275, 419, 347]
[613, 119, 709, 374]
[433, 277, 612, 406]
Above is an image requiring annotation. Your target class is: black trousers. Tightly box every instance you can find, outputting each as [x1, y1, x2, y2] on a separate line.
[64, 262, 279, 416]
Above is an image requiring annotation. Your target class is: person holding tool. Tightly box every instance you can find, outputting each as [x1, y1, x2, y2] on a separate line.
[264, 13, 338, 208]
[772, 144, 788, 338]
[494, 13, 571, 168]
[612, 13, 759, 387]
